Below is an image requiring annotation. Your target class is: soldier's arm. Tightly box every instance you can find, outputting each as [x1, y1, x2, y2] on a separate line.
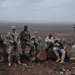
[51, 37, 54, 43]
[45, 37, 49, 43]
[17, 34, 21, 45]
[63, 38, 67, 49]
[6, 33, 10, 42]
[5, 32, 13, 45]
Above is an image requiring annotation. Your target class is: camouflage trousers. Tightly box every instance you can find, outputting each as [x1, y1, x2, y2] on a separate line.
[8, 46, 20, 62]
[53, 47, 66, 60]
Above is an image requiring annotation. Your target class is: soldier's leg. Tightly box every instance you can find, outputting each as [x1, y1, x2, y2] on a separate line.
[8, 52, 12, 66]
[21, 44, 25, 55]
[29, 44, 35, 56]
[22, 44, 29, 63]
[60, 49, 66, 63]
[53, 47, 60, 62]
[44, 46, 49, 62]
[16, 50, 21, 64]
[8, 53, 12, 62]
[3, 43, 7, 62]
[29, 44, 36, 62]
[46, 45, 50, 54]
[8, 47, 12, 66]
[53, 47, 59, 57]
[70, 45, 75, 60]
[22, 45, 26, 60]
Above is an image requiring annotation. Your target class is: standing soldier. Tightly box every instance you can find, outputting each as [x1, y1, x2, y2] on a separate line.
[5, 26, 21, 66]
[70, 24, 75, 60]
[20, 25, 32, 62]
[53, 32, 67, 63]
[20, 25, 30, 53]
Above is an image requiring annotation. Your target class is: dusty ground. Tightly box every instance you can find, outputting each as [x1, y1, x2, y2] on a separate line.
[0, 45, 74, 75]
[0, 59, 75, 75]
[0, 23, 74, 75]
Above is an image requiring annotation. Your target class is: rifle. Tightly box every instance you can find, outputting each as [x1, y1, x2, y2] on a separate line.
[32, 37, 38, 50]
[54, 40, 63, 49]
[13, 41, 17, 51]
[11, 35, 17, 52]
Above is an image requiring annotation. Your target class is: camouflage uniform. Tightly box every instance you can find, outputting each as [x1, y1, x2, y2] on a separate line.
[20, 30, 31, 54]
[45, 35, 54, 53]
[31, 35, 42, 51]
[53, 37, 67, 63]
[45, 34, 54, 61]
[5, 31, 21, 62]
[31, 32, 42, 63]
[20, 26, 36, 63]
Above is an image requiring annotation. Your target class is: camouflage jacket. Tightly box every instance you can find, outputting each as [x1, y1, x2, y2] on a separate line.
[5, 32, 20, 46]
[31, 36, 42, 50]
[54, 37, 67, 48]
[20, 30, 30, 44]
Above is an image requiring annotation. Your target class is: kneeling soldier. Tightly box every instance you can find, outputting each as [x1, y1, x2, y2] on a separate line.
[53, 32, 67, 63]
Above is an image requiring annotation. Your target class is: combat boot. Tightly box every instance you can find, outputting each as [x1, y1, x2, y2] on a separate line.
[8, 62, 11, 66]
[70, 57, 75, 60]
[56, 57, 60, 62]
[60, 60, 65, 63]
[18, 60, 21, 65]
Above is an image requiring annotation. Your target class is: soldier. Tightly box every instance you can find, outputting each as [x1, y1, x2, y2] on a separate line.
[45, 34, 54, 53]
[31, 31, 42, 64]
[20, 25, 35, 62]
[53, 32, 67, 63]
[31, 31, 42, 54]
[5, 26, 21, 66]
[45, 34, 54, 63]
[45, 34, 54, 62]
[20, 25, 30, 54]
[70, 24, 75, 60]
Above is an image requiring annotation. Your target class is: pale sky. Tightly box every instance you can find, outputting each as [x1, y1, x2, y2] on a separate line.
[0, 0, 75, 23]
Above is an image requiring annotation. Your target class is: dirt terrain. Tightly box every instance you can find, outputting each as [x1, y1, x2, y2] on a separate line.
[0, 22, 75, 75]
[0, 60, 75, 75]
